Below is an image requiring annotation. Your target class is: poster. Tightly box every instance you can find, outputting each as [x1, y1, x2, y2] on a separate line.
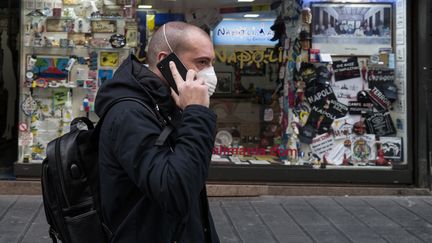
[311, 3, 393, 55]
[380, 137, 402, 160]
[332, 58, 361, 81]
[332, 77, 363, 105]
[310, 132, 334, 159]
[327, 143, 351, 165]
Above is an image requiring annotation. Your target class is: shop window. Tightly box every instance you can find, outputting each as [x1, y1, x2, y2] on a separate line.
[210, 0, 408, 170]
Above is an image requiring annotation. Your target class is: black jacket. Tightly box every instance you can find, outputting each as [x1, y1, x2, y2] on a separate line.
[95, 55, 219, 243]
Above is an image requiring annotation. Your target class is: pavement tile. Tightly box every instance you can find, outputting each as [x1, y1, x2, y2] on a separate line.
[209, 201, 241, 243]
[334, 197, 425, 243]
[281, 197, 351, 243]
[221, 200, 277, 243]
[307, 197, 386, 243]
[0, 195, 18, 222]
[20, 205, 50, 243]
[0, 196, 42, 243]
[363, 197, 432, 242]
[251, 200, 313, 243]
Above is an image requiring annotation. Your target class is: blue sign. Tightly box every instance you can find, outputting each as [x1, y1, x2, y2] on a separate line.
[212, 19, 277, 46]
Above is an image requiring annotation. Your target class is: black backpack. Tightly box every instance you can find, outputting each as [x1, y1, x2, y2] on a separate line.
[41, 97, 172, 243]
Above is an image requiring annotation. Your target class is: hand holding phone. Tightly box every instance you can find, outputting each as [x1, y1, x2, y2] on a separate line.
[156, 53, 188, 95]
[168, 61, 209, 109]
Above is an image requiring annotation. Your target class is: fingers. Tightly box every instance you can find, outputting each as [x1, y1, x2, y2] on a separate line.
[171, 88, 180, 107]
[185, 69, 197, 83]
[169, 61, 184, 88]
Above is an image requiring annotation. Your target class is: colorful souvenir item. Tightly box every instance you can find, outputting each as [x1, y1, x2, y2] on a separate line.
[109, 34, 126, 48]
[353, 121, 366, 135]
[21, 95, 38, 117]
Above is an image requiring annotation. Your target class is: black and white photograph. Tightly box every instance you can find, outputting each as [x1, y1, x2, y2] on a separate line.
[380, 136, 402, 160]
[311, 3, 393, 55]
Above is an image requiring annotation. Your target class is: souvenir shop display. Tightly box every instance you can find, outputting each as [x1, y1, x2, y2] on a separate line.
[210, 0, 407, 168]
[18, 0, 137, 163]
[17, 0, 408, 169]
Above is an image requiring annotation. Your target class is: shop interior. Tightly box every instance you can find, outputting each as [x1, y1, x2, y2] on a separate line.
[18, 0, 408, 172]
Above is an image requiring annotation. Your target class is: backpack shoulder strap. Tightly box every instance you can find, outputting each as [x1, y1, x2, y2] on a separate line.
[95, 97, 173, 145]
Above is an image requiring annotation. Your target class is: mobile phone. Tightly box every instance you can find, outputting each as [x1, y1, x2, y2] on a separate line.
[156, 53, 188, 95]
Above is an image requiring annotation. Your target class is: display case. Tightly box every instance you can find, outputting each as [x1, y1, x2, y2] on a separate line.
[18, 0, 137, 163]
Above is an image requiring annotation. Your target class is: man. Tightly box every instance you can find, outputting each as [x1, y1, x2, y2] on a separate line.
[95, 21, 220, 242]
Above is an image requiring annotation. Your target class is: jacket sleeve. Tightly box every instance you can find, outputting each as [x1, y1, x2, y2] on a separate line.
[110, 103, 216, 219]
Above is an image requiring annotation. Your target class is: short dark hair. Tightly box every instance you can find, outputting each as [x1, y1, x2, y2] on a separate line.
[146, 21, 210, 68]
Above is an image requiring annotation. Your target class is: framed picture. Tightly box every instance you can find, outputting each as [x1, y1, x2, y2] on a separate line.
[215, 72, 232, 94]
[68, 33, 86, 46]
[91, 20, 117, 33]
[46, 18, 74, 32]
[30, 55, 69, 80]
[380, 137, 402, 160]
[100, 52, 120, 67]
[98, 69, 114, 86]
[311, 2, 393, 56]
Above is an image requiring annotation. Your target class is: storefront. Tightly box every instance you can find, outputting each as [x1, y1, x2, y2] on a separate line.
[14, 0, 430, 186]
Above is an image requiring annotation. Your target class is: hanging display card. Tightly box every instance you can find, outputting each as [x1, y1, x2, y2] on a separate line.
[348, 101, 374, 115]
[367, 68, 395, 90]
[91, 20, 117, 33]
[332, 58, 361, 81]
[368, 87, 392, 112]
[365, 112, 396, 136]
[305, 84, 337, 108]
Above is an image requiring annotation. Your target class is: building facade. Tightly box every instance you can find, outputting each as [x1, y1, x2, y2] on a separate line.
[0, 0, 430, 188]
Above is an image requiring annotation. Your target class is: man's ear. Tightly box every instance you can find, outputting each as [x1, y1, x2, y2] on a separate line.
[156, 52, 169, 63]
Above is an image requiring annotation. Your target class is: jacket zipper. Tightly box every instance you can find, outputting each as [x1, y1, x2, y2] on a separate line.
[55, 139, 70, 207]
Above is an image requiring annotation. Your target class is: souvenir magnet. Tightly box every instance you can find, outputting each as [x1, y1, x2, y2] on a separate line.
[109, 34, 126, 48]
[21, 95, 38, 117]
[27, 56, 37, 70]
[65, 56, 77, 71]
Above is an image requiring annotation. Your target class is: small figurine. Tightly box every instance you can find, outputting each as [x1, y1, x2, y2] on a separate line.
[361, 61, 367, 82]
[301, 7, 312, 25]
[376, 147, 389, 166]
[83, 97, 90, 117]
[78, 19, 83, 33]
[342, 153, 350, 166]
[320, 155, 327, 169]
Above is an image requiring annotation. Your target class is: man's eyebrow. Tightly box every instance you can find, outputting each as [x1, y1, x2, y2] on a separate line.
[194, 56, 213, 61]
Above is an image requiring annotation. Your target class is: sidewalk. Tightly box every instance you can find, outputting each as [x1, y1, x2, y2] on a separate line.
[1, 196, 432, 243]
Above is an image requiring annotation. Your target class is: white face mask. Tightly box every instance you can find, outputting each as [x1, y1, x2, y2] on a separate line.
[196, 66, 218, 96]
